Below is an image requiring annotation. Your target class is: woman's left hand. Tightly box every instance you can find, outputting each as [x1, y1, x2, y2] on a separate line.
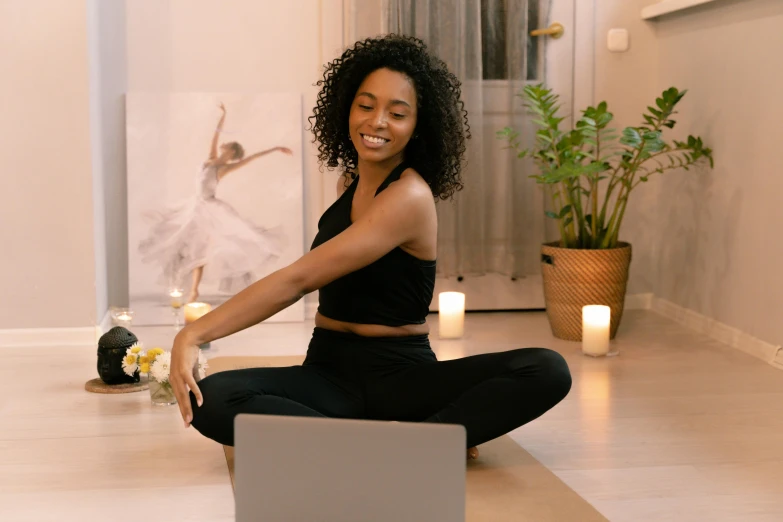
[276, 146, 293, 156]
[170, 331, 204, 427]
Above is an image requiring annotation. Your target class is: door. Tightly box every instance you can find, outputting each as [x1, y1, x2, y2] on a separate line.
[432, 0, 582, 311]
[323, 0, 591, 313]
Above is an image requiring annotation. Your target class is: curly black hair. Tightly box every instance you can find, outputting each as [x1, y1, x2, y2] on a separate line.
[308, 34, 470, 201]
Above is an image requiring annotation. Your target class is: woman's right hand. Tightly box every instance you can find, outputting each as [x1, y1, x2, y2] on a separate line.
[170, 330, 204, 428]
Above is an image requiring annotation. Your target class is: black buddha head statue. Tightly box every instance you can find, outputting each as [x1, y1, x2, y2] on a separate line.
[97, 327, 140, 385]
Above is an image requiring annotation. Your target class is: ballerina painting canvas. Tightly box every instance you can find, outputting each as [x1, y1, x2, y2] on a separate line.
[126, 93, 305, 325]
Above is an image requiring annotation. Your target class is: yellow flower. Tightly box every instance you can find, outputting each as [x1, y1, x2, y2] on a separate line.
[130, 345, 142, 354]
[123, 354, 137, 366]
[140, 362, 150, 373]
[139, 355, 150, 365]
[150, 348, 165, 361]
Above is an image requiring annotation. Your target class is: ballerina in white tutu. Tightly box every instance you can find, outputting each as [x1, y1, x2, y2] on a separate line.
[139, 102, 293, 303]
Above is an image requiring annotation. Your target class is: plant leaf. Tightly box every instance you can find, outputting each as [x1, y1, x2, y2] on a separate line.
[620, 128, 642, 147]
[596, 112, 614, 127]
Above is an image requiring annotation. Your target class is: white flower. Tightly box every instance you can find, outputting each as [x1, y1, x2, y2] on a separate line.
[150, 351, 172, 383]
[122, 353, 139, 377]
[126, 342, 144, 356]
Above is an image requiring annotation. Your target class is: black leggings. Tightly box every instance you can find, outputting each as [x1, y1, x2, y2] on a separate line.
[190, 327, 572, 448]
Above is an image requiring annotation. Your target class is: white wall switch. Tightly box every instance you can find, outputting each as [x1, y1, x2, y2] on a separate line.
[607, 28, 629, 52]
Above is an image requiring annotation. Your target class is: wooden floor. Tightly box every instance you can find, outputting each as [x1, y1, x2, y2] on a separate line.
[1, 310, 782, 521]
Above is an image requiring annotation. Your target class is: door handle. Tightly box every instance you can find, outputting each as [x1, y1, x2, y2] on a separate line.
[530, 22, 564, 39]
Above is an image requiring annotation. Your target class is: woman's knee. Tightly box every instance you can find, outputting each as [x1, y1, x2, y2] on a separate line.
[188, 373, 240, 445]
[189, 374, 219, 427]
[513, 347, 572, 399]
[535, 348, 572, 398]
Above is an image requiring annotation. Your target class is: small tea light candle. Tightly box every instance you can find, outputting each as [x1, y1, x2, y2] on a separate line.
[169, 289, 184, 309]
[582, 305, 611, 357]
[111, 308, 134, 328]
[184, 302, 212, 325]
[439, 292, 466, 339]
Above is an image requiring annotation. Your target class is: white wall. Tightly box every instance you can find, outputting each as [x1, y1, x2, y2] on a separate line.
[125, 0, 345, 313]
[0, 0, 346, 331]
[4, 0, 777, 348]
[652, 0, 783, 346]
[593, 0, 661, 295]
[596, 0, 783, 348]
[0, 0, 98, 329]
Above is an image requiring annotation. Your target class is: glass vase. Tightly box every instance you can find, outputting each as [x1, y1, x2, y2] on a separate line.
[149, 379, 177, 406]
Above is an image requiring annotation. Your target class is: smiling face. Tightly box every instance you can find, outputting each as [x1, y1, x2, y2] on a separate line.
[348, 68, 418, 166]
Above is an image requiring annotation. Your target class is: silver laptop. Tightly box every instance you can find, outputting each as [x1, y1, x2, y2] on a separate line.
[234, 414, 466, 522]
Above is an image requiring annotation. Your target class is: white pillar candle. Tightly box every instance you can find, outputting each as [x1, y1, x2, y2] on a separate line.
[184, 302, 212, 325]
[582, 305, 611, 356]
[439, 292, 465, 339]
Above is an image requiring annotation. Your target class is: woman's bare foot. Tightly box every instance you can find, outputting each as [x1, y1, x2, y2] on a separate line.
[467, 447, 479, 460]
[187, 289, 199, 303]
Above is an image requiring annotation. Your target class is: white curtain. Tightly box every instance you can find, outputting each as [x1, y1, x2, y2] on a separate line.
[355, 0, 550, 278]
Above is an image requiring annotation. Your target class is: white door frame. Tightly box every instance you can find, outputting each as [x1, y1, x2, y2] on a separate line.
[573, 0, 596, 112]
[319, 1, 597, 312]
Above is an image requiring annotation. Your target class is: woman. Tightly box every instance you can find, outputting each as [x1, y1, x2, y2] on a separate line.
[138, 102, 293, 303]
[170, 35, 571, 459]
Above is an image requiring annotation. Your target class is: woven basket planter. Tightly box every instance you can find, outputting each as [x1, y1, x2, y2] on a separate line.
[540, 242, 632, 341]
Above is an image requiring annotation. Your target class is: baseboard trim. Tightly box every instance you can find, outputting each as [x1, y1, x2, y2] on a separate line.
[0, 310, 112, 348]
[625, 293, 654, 310]
[0, 326, 100, 348]
[651, 297, 782, 368]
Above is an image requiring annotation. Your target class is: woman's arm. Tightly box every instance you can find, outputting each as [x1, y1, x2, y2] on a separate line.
[169, 176, 434, 426]
[218, 146, 293, 179]
[182, 176, 430, 344]
[208, 103, 227, 160]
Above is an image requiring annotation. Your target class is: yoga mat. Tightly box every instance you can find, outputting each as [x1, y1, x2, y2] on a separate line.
[207, 356, 607, 521]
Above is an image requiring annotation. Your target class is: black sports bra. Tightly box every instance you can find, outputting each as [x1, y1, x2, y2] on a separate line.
[310, 162, 436, 326]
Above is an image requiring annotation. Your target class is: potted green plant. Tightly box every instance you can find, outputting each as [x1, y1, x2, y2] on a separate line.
[498, 85, 713, 341]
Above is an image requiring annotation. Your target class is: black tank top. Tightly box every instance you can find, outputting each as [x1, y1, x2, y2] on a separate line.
[310, 162, 436, 326]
